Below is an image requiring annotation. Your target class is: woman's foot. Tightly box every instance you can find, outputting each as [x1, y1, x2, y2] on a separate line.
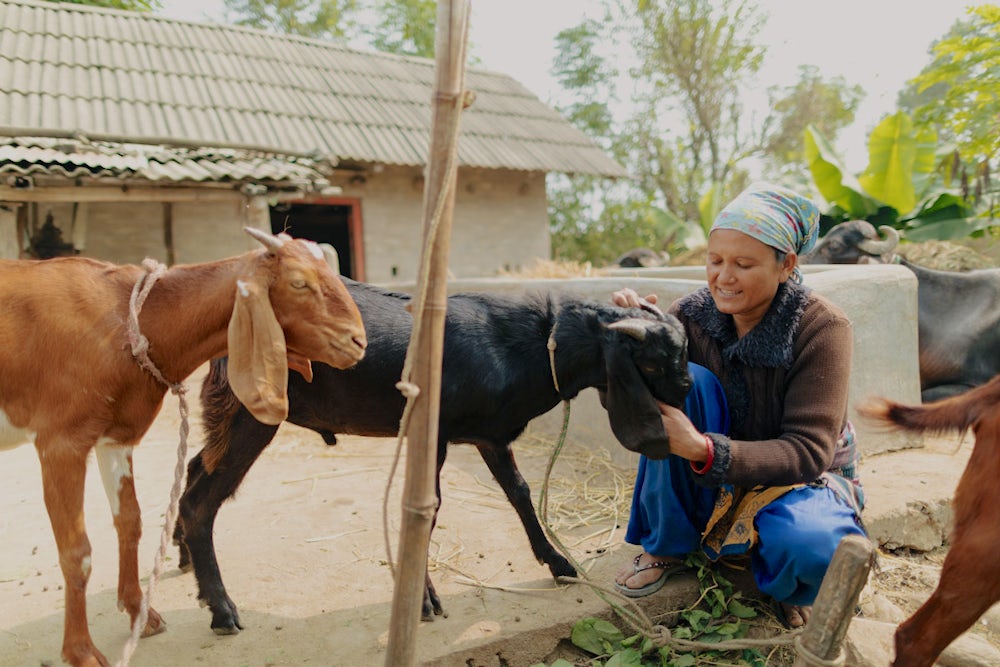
[614, 552, 686, 595]
[780, 602, 811, 628]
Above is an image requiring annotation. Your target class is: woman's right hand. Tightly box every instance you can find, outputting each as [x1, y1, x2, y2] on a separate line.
[611, 287, 658, 309]
[658, 403, 711, 463]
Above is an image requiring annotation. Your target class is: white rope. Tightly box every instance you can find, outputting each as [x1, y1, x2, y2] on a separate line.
[115, 259, 190, 667]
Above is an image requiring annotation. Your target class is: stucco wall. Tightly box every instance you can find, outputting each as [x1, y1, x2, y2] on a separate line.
[339, 166, 549, 283]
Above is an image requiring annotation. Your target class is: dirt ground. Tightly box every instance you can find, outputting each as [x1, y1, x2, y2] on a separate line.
[0, 364, 992, 667]
[0, 364, 652, 667]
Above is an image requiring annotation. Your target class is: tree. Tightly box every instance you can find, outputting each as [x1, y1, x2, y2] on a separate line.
[547, 0, 865, 263]
[222, 0, 357, 40]
[56, 0, 160, 11]
[219, 0, 438, 57]
[904, 5, 999, 169]
[764, 65, 863, 178]
[901, 4, 999, 212]
[369, 0, 437, 58]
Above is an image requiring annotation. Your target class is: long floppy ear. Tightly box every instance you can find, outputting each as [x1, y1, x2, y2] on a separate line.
[227, 277, 289, 425]
[601, 340, 672, 459]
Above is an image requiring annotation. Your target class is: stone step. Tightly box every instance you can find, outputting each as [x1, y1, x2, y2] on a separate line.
[861, 433, 968, 552]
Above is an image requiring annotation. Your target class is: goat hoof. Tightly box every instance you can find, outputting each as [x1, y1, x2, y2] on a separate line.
[141, 608, 167, 638]
[63, 643, 110, 667]
[549, 556, 576, 579]
[211, 602, 243, 635]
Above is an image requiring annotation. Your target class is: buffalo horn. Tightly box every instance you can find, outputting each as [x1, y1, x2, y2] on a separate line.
[857, 225, 900, 255]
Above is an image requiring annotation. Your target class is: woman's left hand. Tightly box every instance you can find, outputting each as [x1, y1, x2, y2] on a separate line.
[658, 403, 711, 463]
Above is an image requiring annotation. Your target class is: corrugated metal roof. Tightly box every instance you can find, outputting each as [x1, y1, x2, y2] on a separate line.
[0, 0, 626, 178]
[0, 136, 329, 185]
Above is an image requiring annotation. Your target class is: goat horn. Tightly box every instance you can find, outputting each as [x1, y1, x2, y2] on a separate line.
[857, 225, 900, 255]
[244, 226, 285, 251]
[608, 317, 656, 341]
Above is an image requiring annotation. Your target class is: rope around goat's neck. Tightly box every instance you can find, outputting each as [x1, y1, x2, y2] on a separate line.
[116, 258, 191, 667]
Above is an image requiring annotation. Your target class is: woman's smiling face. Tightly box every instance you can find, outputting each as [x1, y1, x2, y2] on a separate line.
[706, 229, 796, 336]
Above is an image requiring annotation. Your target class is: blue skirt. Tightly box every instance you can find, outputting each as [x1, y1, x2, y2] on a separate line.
[624, 363, 866, 606]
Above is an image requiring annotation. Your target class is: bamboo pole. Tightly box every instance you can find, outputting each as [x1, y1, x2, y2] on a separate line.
[383, 3, 471, 667]
[793, 533, 875, 666]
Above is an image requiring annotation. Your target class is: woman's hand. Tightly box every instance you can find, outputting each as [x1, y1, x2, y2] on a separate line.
[611, 287, 658, 309]
[658, 403, 711, 462]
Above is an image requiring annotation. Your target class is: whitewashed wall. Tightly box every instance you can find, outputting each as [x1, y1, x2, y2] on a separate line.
[339, 166, 549, 283]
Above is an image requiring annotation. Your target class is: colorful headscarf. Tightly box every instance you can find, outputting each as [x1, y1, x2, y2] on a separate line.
[710, 182, 820, 283]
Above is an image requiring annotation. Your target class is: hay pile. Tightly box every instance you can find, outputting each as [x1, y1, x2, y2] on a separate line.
[897, 240, 997, 271]
[497, 258, 609, 279]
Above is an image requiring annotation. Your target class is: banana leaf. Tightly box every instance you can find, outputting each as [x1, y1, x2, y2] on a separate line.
[858, 112, 938, 215]
[804, 125, 877, 218]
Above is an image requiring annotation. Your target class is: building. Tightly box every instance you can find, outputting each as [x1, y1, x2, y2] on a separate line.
[0, 0, 624, 280]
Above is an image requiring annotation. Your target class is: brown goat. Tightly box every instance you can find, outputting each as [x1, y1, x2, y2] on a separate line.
[0, 228, 367, 667]
[859, 374, 1000, 667]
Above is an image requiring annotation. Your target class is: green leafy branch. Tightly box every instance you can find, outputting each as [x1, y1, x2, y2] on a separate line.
[531, 553, 784, 667]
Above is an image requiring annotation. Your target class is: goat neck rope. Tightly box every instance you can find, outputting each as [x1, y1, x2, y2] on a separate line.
[128, 258, 185, 394]
[547, 322, 561, 396]
[119, 258, 192, 667]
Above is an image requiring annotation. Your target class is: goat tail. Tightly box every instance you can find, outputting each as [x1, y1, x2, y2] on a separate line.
[859, 374, 1000, 436]
[199, 357, 243, 474]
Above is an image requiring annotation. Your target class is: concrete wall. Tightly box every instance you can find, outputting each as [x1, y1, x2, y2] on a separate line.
[388, 264, 922, 468]
[338, 166, 549, 283]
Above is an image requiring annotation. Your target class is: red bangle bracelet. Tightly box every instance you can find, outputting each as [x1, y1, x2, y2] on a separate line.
[690, 435, 715, 475]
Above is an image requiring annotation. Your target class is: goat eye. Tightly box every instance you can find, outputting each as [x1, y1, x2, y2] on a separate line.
[641, 365, 659, 374]
[291, 278, 307, 289]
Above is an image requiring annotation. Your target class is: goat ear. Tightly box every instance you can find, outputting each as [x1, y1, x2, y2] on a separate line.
[603, 342, 672, 459]
[227, 277, 289, 425]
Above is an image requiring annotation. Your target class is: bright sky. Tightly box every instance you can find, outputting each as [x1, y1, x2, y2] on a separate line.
[159, 0, 979, 172]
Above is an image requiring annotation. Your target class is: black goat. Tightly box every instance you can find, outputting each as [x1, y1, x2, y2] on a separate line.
[175, 280, 692, 633]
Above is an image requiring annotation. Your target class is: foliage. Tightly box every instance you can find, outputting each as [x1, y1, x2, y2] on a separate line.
[222, 0, 358, 40]
[218, 0, 437, 57]
[547, 0, 866, 265]
[903, 5, 1000, 177]
[531, 553, 775, 667]
[369, 0, 437, 58]
[804, 112, 993, 241]
[763, 65, 864, 178]
[56, 0, 160, 11]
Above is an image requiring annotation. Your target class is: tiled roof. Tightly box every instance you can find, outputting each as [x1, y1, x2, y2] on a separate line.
[0, 0, 626, 179]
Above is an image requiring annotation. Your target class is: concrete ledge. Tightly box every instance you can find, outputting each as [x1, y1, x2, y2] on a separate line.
[385, 264, 922, 460]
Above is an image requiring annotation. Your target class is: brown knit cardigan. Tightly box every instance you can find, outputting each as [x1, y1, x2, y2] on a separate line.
[669, 281, 853, 489]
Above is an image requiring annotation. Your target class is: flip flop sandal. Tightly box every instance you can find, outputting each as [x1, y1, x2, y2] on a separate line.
[613, 554, 687, 598]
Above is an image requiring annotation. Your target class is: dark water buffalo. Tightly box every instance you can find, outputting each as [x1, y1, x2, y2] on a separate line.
[801, 220, 899, 264]
[901, 258, 1000, 402]
[615, 247, 670, 267]
[802, 221, 1000, 402]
